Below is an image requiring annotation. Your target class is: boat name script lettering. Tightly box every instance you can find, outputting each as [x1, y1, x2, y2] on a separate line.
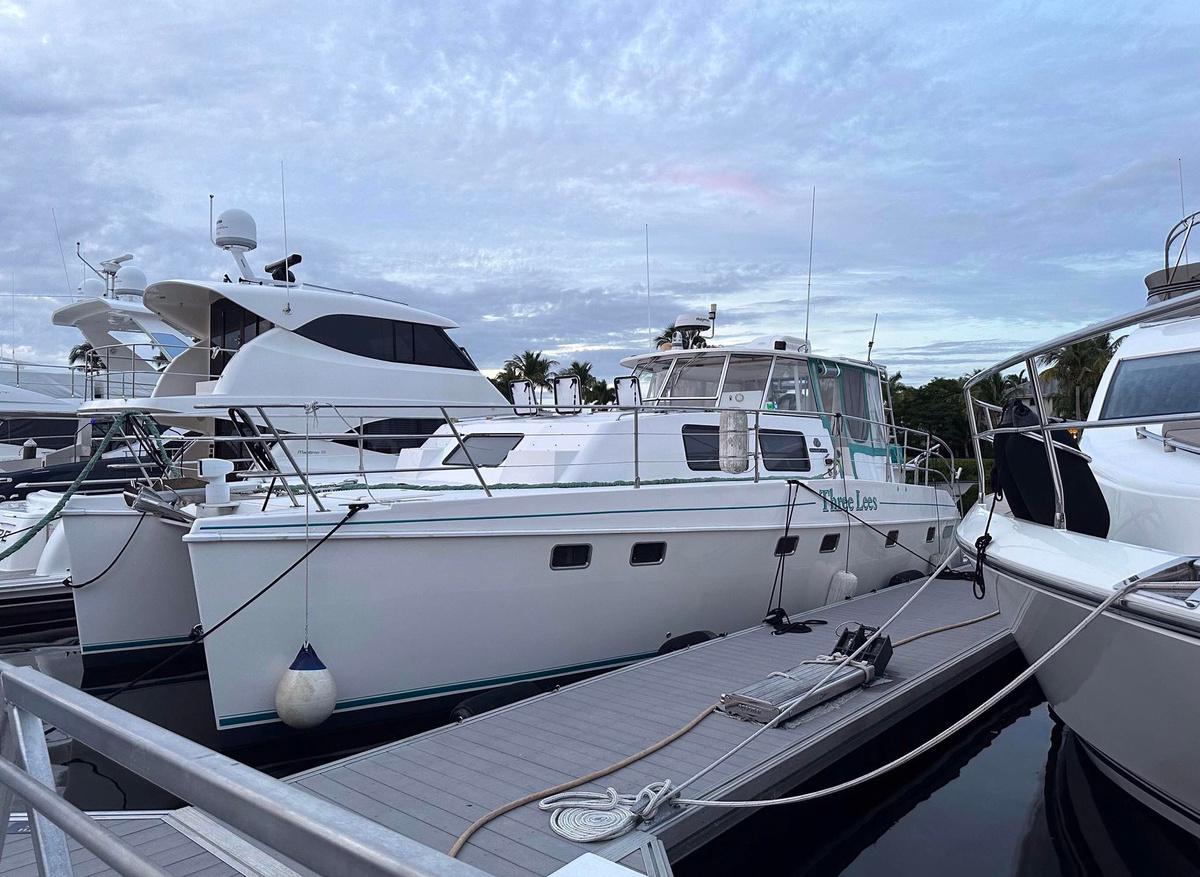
[818, 489, 878, 513]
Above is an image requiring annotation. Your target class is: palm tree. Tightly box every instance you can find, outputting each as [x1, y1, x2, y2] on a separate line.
[489, 364, 520, 402]
[1040, 333, 1124, 419]
[68, 341, 105, 372]
[587, 378, 617, 406]
[972, 369, 1025, 408]
[654, 323, 707, 350]
[556, 360, 596, 403]
[503, 350, 558, 401]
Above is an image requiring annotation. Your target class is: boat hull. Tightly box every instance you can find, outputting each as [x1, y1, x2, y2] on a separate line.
[187, 479, 957, 744]
[964, 510, 1200, 836]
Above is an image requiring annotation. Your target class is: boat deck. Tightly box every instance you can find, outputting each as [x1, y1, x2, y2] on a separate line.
[0, 577, 1012, 877]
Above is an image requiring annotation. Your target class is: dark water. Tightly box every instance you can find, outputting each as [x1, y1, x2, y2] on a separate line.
[46, 650, 1200, 874]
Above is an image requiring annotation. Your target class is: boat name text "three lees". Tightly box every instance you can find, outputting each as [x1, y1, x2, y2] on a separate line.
[818, 489, 879, 513]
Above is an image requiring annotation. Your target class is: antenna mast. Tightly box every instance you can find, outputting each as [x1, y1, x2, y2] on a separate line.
[804, 187, 816, 344]
[866, 313, 878, 362]
[51, 208, 71, 294]
[281, 161, 291, 314]
[645, 224, 652, 348]
[1180, 159, 1188, 264]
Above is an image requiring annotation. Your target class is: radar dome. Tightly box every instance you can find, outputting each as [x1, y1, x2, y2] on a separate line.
[76, 278, 106, 300]
[113, 265, 148, 297]
[214, 208, 257, 251]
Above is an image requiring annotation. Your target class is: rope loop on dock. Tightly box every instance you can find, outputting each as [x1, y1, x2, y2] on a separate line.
[540, 781, 677, 842]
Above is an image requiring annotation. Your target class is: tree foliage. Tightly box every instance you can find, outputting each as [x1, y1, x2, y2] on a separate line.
[1039, 333, 1124, 420]
[890, 375, 971, 457]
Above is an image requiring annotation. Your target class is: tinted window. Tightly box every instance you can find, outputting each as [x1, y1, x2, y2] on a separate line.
[551, 544, 591, 570]
[443, 434, 523, 467]
[819, 533, 840, 553]
[209, 298, 274, 376]
[681, 424, 720, 471]
[775, 535, 799, 556]
[630, 542, 666, 566]
[297, 315, 475, 370]
[332, 418, 442, 455]
[816, 364, 841, 416]
[759, 429, 811, 472]
[1100, 350, 1200, 420]
[413, 323, 475, 370]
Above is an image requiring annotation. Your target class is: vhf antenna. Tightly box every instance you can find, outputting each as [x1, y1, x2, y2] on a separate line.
[866, 313, 879, 362]
[645, 224, 652, 348]
[281, 161, 291, 314]
[804, 186, 816, 344]
[1180, 159, 1188, 264]
[52, 208, 71, 294]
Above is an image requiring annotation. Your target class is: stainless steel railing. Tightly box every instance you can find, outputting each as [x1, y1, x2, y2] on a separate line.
[0, 658, 491, 877]
[963, 287, 1200, 530]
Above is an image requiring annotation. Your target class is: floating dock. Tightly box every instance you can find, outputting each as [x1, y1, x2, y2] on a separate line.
[0, 577, 1012, 877]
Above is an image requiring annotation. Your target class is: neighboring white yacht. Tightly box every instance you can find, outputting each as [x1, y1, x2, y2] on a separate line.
[56, 208, 508, 669]
[959, 214, 1200, 838]
[175, 332, 960, 745]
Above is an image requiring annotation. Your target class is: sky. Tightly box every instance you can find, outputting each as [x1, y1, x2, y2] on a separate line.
[1, 0, 1198, 385]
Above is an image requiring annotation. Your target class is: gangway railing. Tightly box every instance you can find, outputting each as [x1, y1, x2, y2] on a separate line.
[0, 659, 491, 877]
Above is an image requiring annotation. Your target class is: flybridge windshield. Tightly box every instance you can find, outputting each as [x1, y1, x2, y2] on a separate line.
[630, 353, 782, 409]
[1099, 350, 1200, 420]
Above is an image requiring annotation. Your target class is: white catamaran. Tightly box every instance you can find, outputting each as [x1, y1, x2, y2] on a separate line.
[173, 328, 960, 745]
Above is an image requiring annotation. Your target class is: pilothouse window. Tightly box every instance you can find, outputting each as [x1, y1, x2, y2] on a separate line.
[661, 355, 726, 405]
[766, 360, 815, 411]
[296, 315, 476, 370]
[1100, 350, 1200, 420]
[209, 298, 274, 376]
[720, 355, 771, 408]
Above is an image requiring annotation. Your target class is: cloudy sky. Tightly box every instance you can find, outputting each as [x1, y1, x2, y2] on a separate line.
[1, 0, 1197, 385]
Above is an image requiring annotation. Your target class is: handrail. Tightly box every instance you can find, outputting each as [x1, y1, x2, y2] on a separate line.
[1137, 425, 1200, 456]
[0, 659, 491, 877]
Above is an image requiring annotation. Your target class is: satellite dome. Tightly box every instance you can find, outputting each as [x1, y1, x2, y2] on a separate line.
[214, 208, 257, 251]
[113, 264, 148, 298]
[76, 277, 106, 299]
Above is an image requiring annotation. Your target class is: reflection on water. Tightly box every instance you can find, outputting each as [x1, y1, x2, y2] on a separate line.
[678, 655, 1200, 877]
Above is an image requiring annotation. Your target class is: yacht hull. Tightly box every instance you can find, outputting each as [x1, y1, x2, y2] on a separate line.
[186, 479, 956, 744]
[959, 507, 1200, 836]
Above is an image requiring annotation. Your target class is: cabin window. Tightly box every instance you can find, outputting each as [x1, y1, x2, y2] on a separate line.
[819, 533, 840, 553]
[331, 418, 443, 455]
[775, 535, 799, 556]
[719, 355, 771, 408]
[1100, 350, 1200, 420]
[209, 298, 274, 376]
[842, 369, 871, 442]
[766, 360, 816, 412]
[681, 424, 720, 471]
[630, 542, 667, 566]
[758, 429, 811, 472]
[443, 434, 524, 467]
[942, 524, 954, 540]
[661, 355, 726, 405]
[926, 526, 936, 543]
[551, 544, 591, 570]
[865, 370, 888, 444]
[885, 529, 899, 547]
[296, 315, 475, 370]
[816, 363, 841, 417]
[631, 357, 674, 400]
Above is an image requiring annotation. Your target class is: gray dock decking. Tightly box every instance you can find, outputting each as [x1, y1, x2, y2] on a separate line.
[0, 578, 1012, 877]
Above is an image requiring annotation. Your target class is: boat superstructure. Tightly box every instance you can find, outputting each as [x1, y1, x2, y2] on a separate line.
[53, 207, 507, 667]
[959, 212, 1200, 836]
[162, 332, 960, 744]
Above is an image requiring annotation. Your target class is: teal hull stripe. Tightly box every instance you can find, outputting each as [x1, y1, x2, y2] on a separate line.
[81, 635, 193, 653]
[199, 500, 821, 533]
[217, 649, 659, 727]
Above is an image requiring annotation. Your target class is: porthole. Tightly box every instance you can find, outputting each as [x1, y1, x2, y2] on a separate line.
[926, 526, 936, 543]
[885, 530, 899, 548]
[551, 544, 591, 570]
[819, 533, 840, 553]
[774, 535, 799, 556]
[630, 542, 666, 566]
[942, 524, 954, 540]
